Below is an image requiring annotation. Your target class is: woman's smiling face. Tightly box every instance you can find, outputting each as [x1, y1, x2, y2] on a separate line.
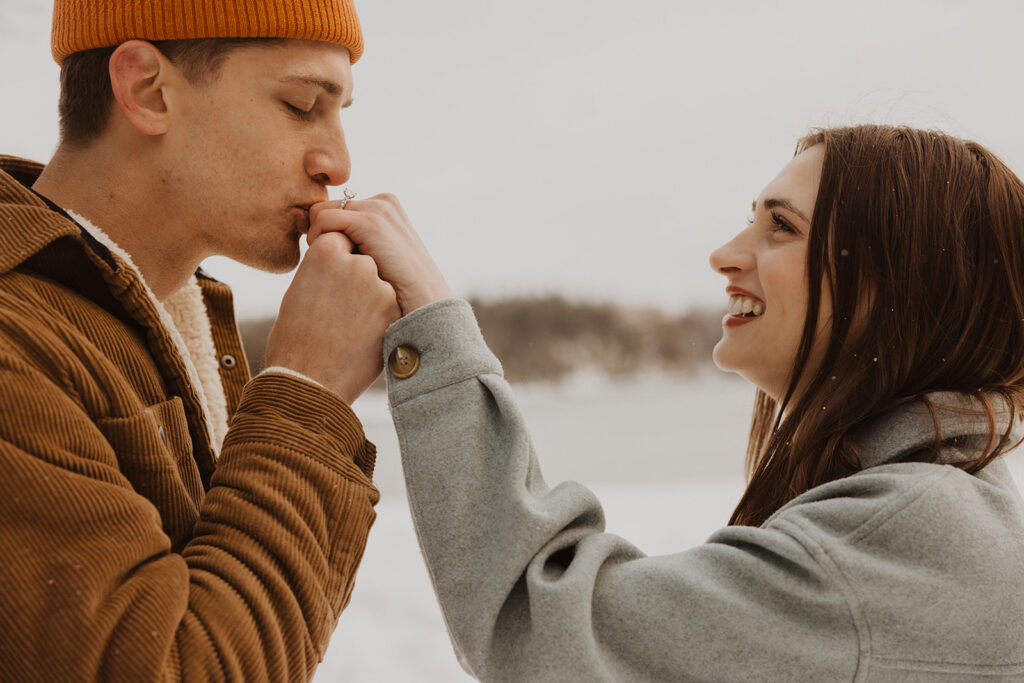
[709, 145, 831, 400]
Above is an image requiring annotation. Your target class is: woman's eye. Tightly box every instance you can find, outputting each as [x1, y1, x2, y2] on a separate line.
[770, 211, 796, 234]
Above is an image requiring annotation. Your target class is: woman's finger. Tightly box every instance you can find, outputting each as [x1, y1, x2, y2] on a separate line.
[309, 197, 362, 226]
[307, 229, 357, 253]
[307, 206, 362, 246]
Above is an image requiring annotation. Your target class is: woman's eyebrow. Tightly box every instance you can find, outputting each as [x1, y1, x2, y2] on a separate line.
[752, 198, 811, 223]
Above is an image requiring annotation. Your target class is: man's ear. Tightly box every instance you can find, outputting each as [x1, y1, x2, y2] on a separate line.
[108, 40, 176, 136]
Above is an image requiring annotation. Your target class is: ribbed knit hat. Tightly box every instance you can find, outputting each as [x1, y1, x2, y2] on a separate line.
[51, 0, 364, 65]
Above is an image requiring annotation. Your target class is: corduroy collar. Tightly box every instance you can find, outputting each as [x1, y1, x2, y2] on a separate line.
[852, 392, 1024, 469]
[0, 154, 240, 462]
[0, 155, 118, 274]
[0, 155, 225, 284]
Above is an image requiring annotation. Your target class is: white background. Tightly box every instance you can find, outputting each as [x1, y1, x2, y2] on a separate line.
[3, 0, 1023, 318]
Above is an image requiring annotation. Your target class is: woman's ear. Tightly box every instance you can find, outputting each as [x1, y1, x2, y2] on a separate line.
[108, 40, 174, 136]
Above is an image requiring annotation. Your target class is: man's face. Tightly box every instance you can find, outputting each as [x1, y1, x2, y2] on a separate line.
[161, 39, 354, 272]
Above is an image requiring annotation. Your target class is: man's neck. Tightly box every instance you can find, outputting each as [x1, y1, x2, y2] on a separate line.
[32, 143, 202, 300]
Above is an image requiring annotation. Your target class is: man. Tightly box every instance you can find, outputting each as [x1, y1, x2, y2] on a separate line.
[0, 0, 404, 679]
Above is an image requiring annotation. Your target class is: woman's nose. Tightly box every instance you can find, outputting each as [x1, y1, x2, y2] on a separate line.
[709, 232, 755, 275]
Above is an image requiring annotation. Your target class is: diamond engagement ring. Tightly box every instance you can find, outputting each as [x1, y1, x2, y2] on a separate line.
[338, 188, 357, 209]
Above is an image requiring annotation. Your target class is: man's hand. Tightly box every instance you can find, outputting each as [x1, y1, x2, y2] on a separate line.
[266, 232, 401, 404]
[307, 194, 452, 315]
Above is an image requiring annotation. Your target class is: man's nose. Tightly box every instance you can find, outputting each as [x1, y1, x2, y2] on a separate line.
[306, 128, 352, 186]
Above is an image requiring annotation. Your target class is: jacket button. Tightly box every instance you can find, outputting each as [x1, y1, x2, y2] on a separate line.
[220, 354, 237, 370]
[388, 345, 420, 379]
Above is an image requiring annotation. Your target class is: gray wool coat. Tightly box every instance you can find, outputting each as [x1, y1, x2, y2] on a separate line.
[383, 299, 1024, 682]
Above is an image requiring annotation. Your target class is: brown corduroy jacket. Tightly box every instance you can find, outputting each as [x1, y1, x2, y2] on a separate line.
[0, 155, 380, 682]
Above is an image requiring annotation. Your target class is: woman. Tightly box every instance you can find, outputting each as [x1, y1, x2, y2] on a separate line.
[713, 126, 1024, 528]
[319, 124, 1024, 681]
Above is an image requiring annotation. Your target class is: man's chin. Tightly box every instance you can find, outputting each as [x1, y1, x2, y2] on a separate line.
[234, 241, 301, 274]
[257, 260, 301, 275]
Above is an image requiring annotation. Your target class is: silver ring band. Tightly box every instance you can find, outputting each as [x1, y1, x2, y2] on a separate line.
[338, 188, 357, 209]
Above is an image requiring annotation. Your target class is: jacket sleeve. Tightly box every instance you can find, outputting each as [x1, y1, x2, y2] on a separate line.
[385, 299, 861, 683]
[0, 351, 378, 682]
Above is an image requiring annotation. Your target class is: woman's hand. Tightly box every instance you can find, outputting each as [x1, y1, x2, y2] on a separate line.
[307, 194, 452, 315]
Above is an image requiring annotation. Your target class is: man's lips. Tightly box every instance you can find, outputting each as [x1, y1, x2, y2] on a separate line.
[295, 199, 329, 228]
[293, 206, 312, 233]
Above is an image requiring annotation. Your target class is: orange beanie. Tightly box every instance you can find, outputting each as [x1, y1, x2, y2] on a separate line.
[51, 0, 364, 65]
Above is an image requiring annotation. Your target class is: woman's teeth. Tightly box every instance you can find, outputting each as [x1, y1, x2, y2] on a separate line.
[728, 295, 765, 317]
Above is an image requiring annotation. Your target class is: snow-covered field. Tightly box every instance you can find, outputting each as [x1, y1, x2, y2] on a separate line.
[314, 373, 1024, 682]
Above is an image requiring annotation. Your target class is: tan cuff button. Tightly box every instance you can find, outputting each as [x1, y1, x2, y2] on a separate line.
[388, 345, 420, 379]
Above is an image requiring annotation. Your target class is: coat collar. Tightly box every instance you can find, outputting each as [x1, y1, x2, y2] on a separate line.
[0, 154, 225, 288]
[0, 155, 115, 274]
[852, 391, 1024, 468]
[0, 154, 238, 466]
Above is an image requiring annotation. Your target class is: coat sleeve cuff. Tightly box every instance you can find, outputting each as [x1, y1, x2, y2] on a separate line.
[227, 372, 376, 481]
[260, 366, 327, 391]
[383, 298, 503, 406]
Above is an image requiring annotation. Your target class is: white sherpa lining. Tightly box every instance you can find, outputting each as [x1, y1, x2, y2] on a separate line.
[67, 210, 229, 455]
[262, 365, 326, 390]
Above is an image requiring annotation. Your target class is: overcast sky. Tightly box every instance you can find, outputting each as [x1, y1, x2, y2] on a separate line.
[3, 0, 1023, 319]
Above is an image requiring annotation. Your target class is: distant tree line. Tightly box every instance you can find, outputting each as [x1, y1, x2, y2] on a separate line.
[237, 296, 724, 385]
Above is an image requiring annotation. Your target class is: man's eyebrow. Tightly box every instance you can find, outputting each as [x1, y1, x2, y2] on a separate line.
[752, 198, 811, 224]
[278, 76, 354, 108]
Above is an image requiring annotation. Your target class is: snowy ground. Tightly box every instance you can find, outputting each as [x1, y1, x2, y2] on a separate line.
[313, 373, 1024, 682]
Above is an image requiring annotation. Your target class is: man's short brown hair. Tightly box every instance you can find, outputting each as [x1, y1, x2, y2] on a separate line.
[58, 38, 283, 147]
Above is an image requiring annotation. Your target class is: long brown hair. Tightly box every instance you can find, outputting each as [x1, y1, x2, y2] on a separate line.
[730, 124, 1024, 527]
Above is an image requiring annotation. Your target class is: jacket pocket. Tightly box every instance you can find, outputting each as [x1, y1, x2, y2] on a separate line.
[96, 397, 202, 548]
